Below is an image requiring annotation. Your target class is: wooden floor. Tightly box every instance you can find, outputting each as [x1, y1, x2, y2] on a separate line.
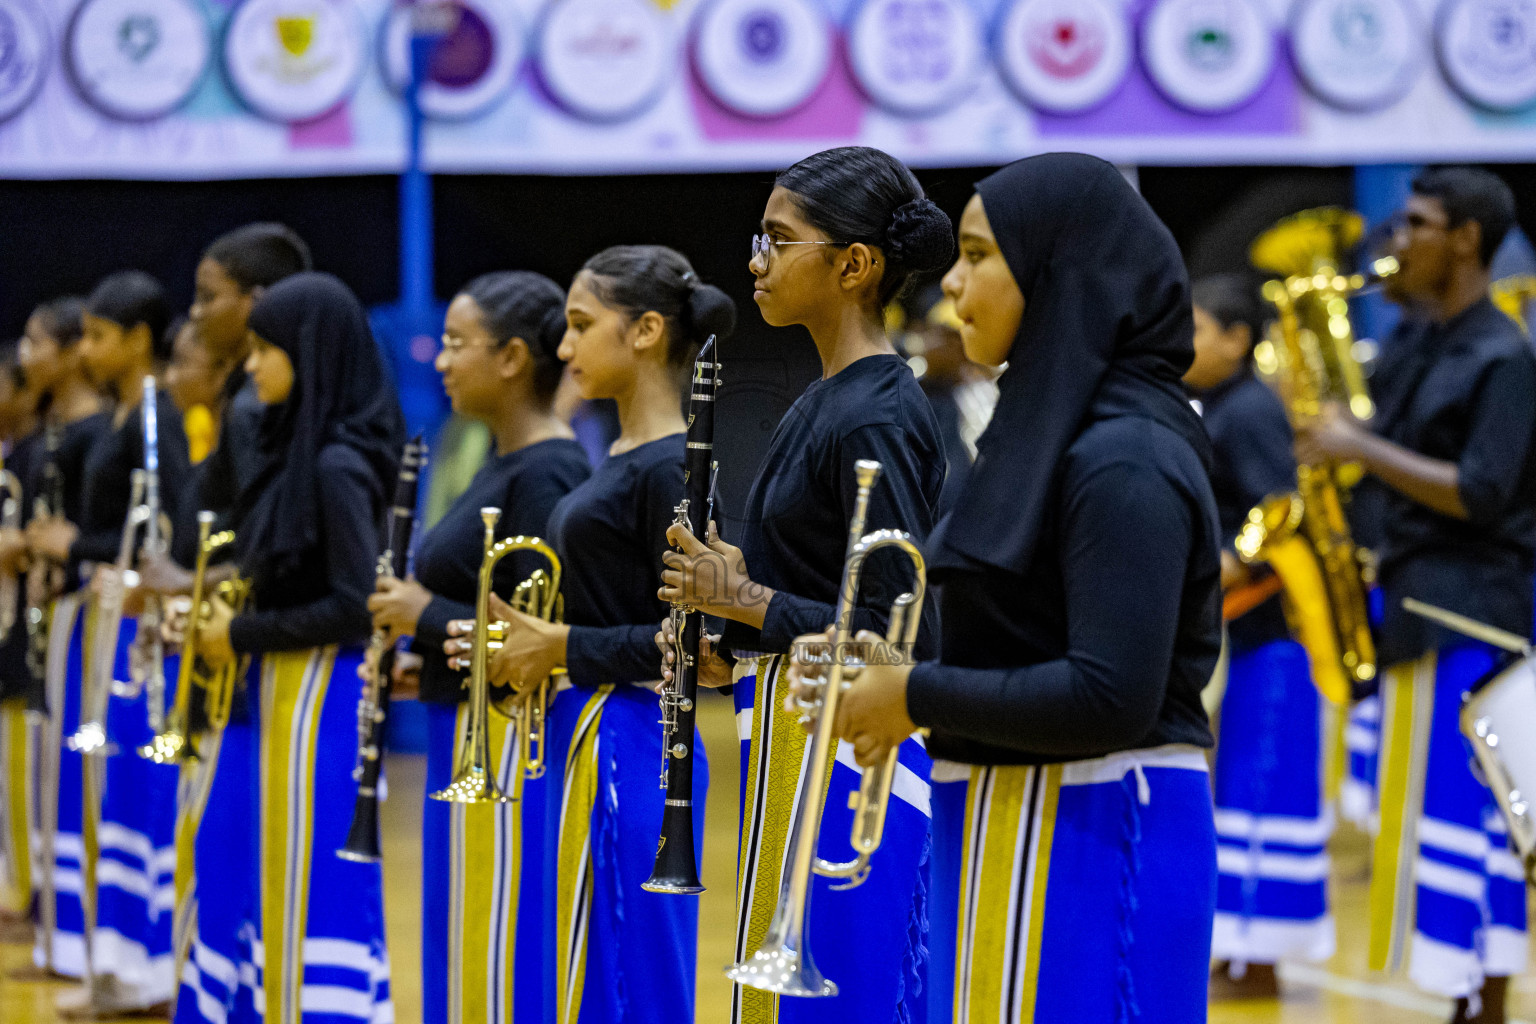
[4, 693, 1535, 1022]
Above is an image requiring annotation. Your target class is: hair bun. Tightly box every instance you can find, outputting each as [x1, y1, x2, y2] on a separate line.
[885, 198, 955, 275]
[685, 282, 737, 344]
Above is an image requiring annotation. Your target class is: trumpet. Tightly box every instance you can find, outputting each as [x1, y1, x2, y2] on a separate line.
[138, 513, 249, 764]
[429, 508, 560, 805]
[131, 375, 171, 737]
[66, 470, 149, 756]
[726, 459, 926, 999]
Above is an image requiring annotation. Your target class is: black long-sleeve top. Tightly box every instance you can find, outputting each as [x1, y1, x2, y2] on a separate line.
[1198, 368, 1296, 653]
[227, 443, 382, 654]
[721, 354, 945, 658]
[1371, 298, 1536, 665]
[410, 438, 591, 704]
[0, 431, 40, 700]
[907, 417, 1221, 766]
[69, 391, 191, 570]
[29, 412, 111, 540]
[547, 434, 681, 688]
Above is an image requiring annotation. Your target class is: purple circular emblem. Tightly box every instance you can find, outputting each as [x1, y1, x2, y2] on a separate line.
[741, 10, 783, 62]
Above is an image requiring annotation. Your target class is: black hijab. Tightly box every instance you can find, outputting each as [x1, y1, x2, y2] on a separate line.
[237, 273, 404, 585]
[936, 153, 1211, 574]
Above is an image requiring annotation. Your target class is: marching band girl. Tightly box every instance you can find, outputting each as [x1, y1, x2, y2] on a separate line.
[13, 296, 109, 978]
[28, 272, 190, 1013]
[804, 154, 1223, 1022]
[367, 271, 590, 1024]
[460, 245, 732, 1024]
[193, 272, 402, 1024]
[660, 146, 950, 1024]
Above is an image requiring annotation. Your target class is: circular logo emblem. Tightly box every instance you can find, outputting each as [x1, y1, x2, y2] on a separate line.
[224, 0, 366, 122]
[848, 0, 983, 116]
[68, 0, 210, 119]
[1142, 0, 1276, 112]
[693, 0, 828, 118]
[381, 0, 525, 120]
[997, 0, 1131, 113]
[1438, 0, 1536, 112]
[537, 0, 672, 122]
[1292, 0, 1422, 110]
[0, 0, 51, 123]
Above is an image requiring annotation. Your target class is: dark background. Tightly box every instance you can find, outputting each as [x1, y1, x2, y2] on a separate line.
[4, 163, 1534, 515]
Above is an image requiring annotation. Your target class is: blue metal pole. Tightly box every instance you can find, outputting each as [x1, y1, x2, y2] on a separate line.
[1353, 164, 1419, 346]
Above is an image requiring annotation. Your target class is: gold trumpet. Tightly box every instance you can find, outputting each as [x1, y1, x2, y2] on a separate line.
[138, 513, 250, 763]
[430, 508, 561, 804]
[726, 460, 926, 999]
[486, 567, 562, 779]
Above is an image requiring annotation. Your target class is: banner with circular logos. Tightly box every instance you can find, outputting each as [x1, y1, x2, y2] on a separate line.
[224, 0, 366, 123]
[847, 0, 982, 116]
[68, 0, 209, 120]
[1141, 0, 1277, 113]
[996, 0, 1132, 113]
[1291, 0, 1423, 111]
[380, 0, 524, 120]
[1437, 0, 1536, 112]
[537, 0, 671, 122]
[692, 0, 829, 119]
[0, 0, 51, 123]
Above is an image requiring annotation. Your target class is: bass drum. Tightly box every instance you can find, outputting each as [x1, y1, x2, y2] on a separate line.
[1462, 653, 1536, 882]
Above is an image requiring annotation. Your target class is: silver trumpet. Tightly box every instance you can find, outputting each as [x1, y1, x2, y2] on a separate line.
[66, 470, 150, 756]
[725, 459, 926, 999]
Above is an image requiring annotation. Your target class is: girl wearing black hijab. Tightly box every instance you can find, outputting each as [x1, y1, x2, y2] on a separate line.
[660, 146, 950, 1024]
[798, 155, 1223, 1022]
[189, 272, 402, 1024]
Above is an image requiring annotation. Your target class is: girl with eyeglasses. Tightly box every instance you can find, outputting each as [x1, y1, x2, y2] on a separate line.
[659, 146, 951, 1024]
[367, 271, 590, 1024]
[453, 245, 734, 1024]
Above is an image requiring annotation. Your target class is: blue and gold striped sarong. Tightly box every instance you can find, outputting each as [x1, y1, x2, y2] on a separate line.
[731, 655, 931, 1024]
[929, 746, 1215, 1024]
[0, 694, 31, 916]
[1368, 645, 1528, 998]
[548, 682, 704, 1024]
[36, 593, 86, 975]
[422, 697, 549, 1024]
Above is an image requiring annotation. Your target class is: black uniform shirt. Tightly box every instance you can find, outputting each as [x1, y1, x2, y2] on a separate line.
[228, 443, 382, 654]
[1198, 368, 1296, 653]
[0, 431, 40, 699]
[548, 434, 681, 688]
[907, 417, 1221, 765]
[722, 354, 945, 658]
[410, 438, 590, 704]
[1372, 297, 1536, 665]
[70, 392, 190, 569]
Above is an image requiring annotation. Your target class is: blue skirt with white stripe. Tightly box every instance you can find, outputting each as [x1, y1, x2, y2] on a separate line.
[97, 617, 179, 1005]
[1211, 638, 1334, 965]
[42, 595, 89, 976]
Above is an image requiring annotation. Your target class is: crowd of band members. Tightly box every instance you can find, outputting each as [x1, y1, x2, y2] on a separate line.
[0, 151, 1530, 1024]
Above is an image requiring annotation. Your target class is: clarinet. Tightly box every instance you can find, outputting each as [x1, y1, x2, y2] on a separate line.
[643, 336, 719, 894]
[338, 436, 427, 862]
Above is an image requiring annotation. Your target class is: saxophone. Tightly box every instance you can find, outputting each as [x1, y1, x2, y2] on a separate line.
[1236, 208, 1391, 705]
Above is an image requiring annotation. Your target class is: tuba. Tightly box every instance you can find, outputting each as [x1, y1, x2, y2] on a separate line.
[138, 513, 251, 763]
[429, 509, 560, 805]
[66, 470, 149, 756]
[726, 460, 926, 998]
[1237, 208, 1391, 705]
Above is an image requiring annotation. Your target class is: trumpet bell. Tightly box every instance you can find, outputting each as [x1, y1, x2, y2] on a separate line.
[726, 941, 837, 998]
[428, 766, 514, 804]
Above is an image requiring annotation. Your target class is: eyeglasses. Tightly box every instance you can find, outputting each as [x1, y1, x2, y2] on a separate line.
[750, 234, 847, 264]
[439, 335, 495, 356]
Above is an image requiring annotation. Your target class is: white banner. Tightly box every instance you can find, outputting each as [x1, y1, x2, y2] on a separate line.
[0, 0, 1533, 179]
